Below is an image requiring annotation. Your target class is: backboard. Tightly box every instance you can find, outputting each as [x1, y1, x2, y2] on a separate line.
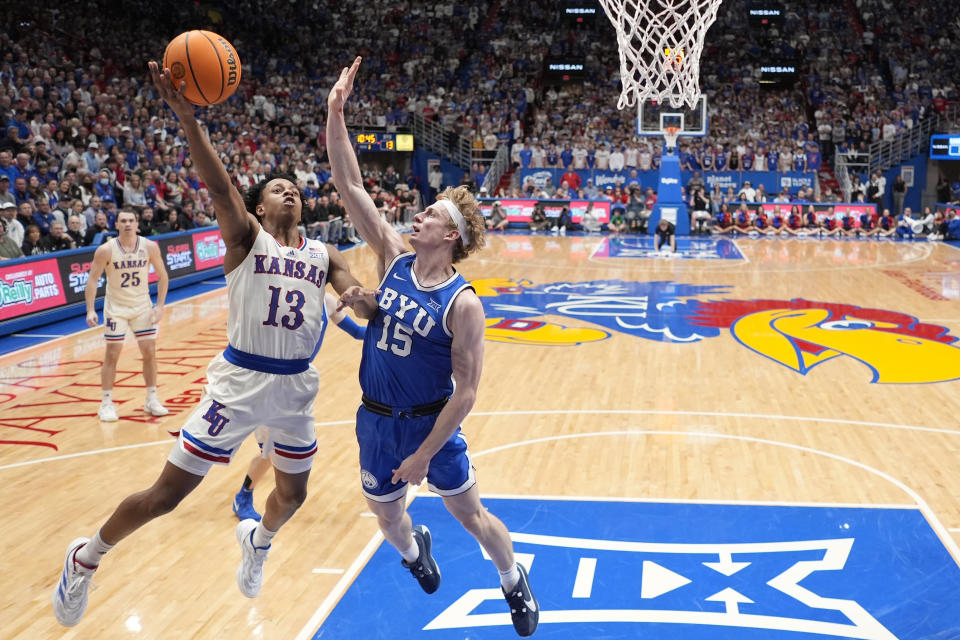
[636, 94, 708, 137]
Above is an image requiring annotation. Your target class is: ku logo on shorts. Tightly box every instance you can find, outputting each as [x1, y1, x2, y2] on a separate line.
[202, 400, 231, 436]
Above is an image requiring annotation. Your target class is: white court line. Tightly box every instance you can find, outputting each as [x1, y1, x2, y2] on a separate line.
[293, 426, 960, 640]
[0, 282, 230, 360]
[0, 439, 174, 471]
[5, 409, 960, 471]
[11, 333, 65, 338]
[470, 493, 916, 510]
[468, 429, 960, 566]
[469, 408, 960, 437]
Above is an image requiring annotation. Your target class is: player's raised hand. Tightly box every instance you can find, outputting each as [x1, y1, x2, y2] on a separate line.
[148, 61, 196, 121]
[337, 284, 380, 312]
[327, 56, 361, 113]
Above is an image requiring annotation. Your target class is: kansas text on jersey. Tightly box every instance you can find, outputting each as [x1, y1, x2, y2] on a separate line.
[223, 229, 330, 372]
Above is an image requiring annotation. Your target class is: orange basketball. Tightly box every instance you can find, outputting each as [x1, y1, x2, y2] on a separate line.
[162, 30, 241, 106]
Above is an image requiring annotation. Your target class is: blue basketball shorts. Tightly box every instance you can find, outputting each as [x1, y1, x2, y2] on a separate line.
[356, 405, 476, 502]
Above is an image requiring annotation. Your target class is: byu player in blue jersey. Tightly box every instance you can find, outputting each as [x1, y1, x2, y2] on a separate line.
[51, 62, 378, 628]
[328, 57, 539, 637]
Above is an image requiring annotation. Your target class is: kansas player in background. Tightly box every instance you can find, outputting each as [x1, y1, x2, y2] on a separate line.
[328, 57, 539, 637]
[84, 209, 169, 421]
[51, 61, 377, 628]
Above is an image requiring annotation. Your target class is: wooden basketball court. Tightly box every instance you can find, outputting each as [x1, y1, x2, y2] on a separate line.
[3, 234, 960, 639]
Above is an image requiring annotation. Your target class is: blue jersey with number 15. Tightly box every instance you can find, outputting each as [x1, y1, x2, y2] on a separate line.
[360, 252, 473, 407]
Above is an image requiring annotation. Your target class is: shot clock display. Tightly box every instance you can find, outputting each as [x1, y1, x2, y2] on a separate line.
[353, 132, 414, 152]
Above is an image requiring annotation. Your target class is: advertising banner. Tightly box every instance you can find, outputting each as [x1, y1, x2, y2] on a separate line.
[518, 169, 817, 196]
[0, 227, 226, 329]
[0, 258, 68, 321]
[478, 199, 610, 224]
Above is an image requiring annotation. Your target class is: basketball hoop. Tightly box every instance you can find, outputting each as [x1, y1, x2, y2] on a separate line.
[597, 0, 724, 110]
[663, 126, 681, 151]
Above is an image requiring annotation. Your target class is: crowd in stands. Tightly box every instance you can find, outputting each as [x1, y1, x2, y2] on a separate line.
[1, 0, 958, 262]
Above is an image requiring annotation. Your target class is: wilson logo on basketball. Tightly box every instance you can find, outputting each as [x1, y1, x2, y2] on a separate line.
[217, 37, 239, 86]
[474, 278, 960, 384]
[171, 62, 186, 79]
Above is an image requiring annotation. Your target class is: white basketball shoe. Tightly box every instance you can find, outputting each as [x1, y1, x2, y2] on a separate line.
[144, 398, 169, 416]
[97, 403, 118, 422]
[52, 538, 97, 626]
[236, 519, 270, 598]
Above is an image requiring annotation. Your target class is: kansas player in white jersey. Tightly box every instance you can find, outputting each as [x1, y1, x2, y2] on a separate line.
[51, 61, 377, 628]
[329, 57, 539, 637]
[85, 209, 169, 421]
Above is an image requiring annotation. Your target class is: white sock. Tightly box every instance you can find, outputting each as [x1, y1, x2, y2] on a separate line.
[75, 530, 114, 569]
[499, 563, 520, 590]
[400, 539, 419, 563]
[146, 386, 158, 400]
[252, 522, 277, 549]
[101, 390, 113, 404]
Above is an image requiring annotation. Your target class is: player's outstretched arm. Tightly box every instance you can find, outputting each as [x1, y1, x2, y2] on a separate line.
[326, 57, 406, 266]
[84, 243, 110, 327]
[325, 244, 380, 320]
[148, 61, 257, 262]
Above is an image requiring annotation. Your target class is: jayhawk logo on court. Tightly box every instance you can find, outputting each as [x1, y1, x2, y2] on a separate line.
[690, 298, 960, 384]
[474, 278, 730, 345]
[475, 278, 960, 384]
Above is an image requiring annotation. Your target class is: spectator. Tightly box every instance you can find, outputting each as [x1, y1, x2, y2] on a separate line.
[123, 173, 148, 209]
[21, 224, 45, 256]
[891, 174, 907, 216]
[609, 206, 628, 235]
[0, 175, 14, 208]
[737, 181, 757, 203]
[138, 208, 158, 236]
[66, 215, 86, 247]
[1, 201, 24, 247]
[428, 165, 443, 202]
[84, 212, 112, 246]
[0, 219, 24, 260]
[529, 203, 550, 232]
[42, 222, 75, 252]
[487, 201, 509, 231]
[32, 199, 59, 234]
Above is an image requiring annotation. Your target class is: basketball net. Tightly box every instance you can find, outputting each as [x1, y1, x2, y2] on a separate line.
[664, 126, 681, 151]
[597, 0, 723, 110]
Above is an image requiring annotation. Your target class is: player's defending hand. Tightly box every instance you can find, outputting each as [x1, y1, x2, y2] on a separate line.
[148, 61, 196, 122]
[337, 285, 380, 313]
[86, 311, 98, 328]
[327, 56, 361, 113]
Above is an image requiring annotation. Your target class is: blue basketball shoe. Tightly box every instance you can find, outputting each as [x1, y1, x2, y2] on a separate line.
[401, 524, 441, 594]
[232, 488, 261, 522]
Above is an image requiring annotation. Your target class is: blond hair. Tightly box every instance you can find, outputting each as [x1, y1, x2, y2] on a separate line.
[437, 185, 486, 263]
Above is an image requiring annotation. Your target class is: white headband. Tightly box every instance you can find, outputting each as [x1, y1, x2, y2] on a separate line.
[438, 199, 472, 246]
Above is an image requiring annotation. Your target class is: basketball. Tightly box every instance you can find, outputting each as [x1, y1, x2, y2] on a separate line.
[162, 30, 241, 106]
